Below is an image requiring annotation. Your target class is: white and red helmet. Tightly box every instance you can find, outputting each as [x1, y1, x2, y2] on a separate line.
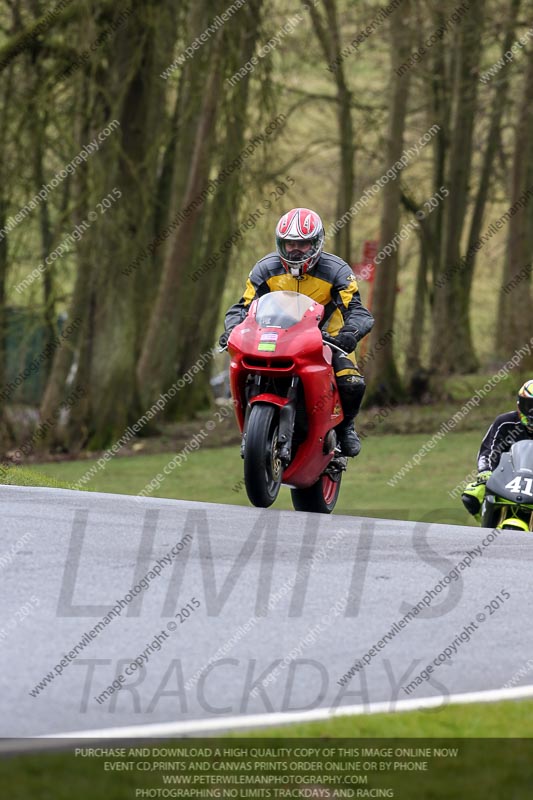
[275, 207, 325, 276]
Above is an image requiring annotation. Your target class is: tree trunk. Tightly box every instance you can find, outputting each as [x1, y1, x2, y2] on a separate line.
[462, 0, 520, 300]
[39, 0, 176, 450]
[429, 0, 485, 377]
[400, 189, 438, 383]
[39, 73, 92, 441]
[168, 0, 265, 419]
[85, 0, 176, 448]
[406, 241, 429, 378]
[364, 1, 415, 403]
[0, 37, 16, 451]
[0, 165, 9, 451]
[139, 2, 199, 344]
[497, 39, 533, 365]
[137, 28, 225, 406]
[427, 7, 454, 291]
[32, 106, 56, 361]
[307, 0, 355, 263]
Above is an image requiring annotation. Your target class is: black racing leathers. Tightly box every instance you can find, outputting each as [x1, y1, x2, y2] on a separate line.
[477, 411, 533, 472]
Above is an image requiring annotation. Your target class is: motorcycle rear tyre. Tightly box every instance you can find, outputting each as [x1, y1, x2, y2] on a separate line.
[290, 473, 341, 514]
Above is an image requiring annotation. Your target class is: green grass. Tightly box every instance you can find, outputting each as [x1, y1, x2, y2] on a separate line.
[246, 698, 533, 738]
[27, 429, 477, 525]
[0, 465, 76, 490]
[3, 368, 520, 526]
[2, 702, 533, 799]
[11, 368, 520, 526]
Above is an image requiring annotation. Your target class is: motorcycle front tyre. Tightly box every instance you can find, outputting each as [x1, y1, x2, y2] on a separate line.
[243, 404, 283, 508]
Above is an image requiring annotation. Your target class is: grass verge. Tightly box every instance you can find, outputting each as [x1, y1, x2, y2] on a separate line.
[24, 429, 478, 524]
[2, 701, 533, 799]
[0, 465, 76, 490]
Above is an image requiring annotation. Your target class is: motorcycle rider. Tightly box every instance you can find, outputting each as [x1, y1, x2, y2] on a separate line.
[218, 208, 374, 457]
[461, 380, 533, 519]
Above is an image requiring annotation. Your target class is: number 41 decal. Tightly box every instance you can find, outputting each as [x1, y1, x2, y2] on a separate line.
[505, 477, 533, 494]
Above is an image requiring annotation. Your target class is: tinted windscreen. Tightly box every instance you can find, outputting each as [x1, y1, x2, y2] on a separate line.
[509, 440, 533, 471]
[254, 291, 316, 329]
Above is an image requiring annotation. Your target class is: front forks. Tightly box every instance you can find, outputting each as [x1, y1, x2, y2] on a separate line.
[240, 375, 261, 458]
[240, 376, 299, 465]
[277, 377, 299, 465]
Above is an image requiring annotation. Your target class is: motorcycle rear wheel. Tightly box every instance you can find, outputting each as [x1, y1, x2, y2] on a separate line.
[243, 404, 283, 508]
[290, 473, 341, 514]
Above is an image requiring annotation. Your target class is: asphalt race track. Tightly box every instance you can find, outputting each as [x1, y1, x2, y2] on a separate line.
[2, 485, 533, 739]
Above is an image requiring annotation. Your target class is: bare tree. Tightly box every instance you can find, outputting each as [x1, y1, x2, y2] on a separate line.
[364, 0, 415, 403]
[429, 0, 486, 377]
[138, 0, 264, 411]
[497, 35, 533, 365]
[306, 0, 355, 263]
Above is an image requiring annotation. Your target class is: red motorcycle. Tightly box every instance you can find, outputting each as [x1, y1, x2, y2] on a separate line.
[228, 290, 348, 513]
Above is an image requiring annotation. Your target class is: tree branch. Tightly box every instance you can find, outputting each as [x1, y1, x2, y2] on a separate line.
[0, 0, 115, 74]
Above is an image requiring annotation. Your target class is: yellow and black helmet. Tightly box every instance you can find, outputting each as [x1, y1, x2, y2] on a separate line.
[517, 380, 533, 430]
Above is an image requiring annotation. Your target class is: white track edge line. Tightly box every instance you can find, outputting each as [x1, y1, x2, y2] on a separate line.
[42, 683, 533, 740]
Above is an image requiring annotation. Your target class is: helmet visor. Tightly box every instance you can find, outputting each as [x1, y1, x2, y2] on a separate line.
[518, 394, 533, 427]
[276, 236, 320, 267]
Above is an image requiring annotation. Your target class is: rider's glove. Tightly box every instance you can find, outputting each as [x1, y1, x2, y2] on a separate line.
[218, 330, 230, 350]
[323, 330, 357, 354]
[462, 470, 492, 496]
[461, 471, 492, 519]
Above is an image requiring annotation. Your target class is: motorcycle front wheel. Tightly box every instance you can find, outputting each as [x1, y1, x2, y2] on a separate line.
[290, 473, 341, 514]
[243, 404, 283, 508]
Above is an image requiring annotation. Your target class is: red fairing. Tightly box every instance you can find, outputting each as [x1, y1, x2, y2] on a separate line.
[228, 298, 343, 489]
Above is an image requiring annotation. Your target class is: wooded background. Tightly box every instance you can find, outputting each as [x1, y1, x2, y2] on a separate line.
[0, 0, 532, 453]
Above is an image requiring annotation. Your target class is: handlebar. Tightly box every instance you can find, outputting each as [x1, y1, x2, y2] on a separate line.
[218, 336, 349, 355]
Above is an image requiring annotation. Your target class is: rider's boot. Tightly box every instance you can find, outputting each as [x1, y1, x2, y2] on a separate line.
[336, 416, 361, 457]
